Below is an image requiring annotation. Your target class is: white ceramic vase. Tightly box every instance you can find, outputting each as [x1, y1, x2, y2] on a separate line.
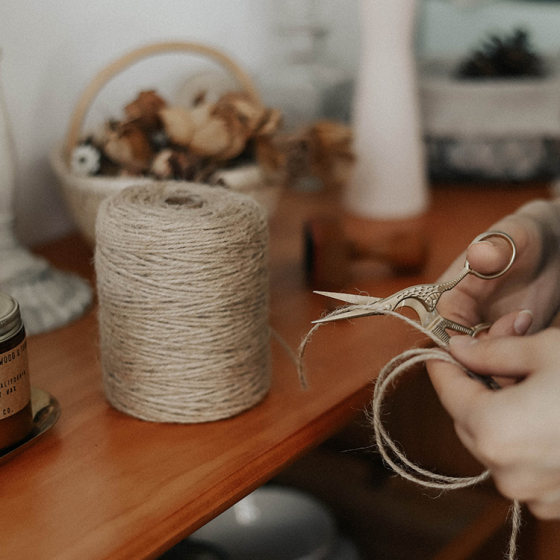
[344, 0, 429, 220]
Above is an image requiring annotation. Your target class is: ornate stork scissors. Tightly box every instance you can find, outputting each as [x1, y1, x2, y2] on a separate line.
[313, 231, 517, 346]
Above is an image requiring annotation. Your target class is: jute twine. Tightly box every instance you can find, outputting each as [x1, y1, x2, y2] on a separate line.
[95, 182, 271, 423]
[298, 307, 522, 560]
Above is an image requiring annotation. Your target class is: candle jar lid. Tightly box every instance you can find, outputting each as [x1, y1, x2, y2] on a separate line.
[0, 292, 23, 343]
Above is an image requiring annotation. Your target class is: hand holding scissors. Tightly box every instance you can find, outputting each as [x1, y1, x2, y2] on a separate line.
[314, 231, 517, 387]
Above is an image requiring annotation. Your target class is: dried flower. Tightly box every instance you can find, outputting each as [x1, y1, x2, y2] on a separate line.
[77, 87, 294, 189]
[209, 92, 275, 159]
[190, 103, 212, 128]
[254, 136, 286, 176]
[158, 106, 195, 147]
[150, 148, 199, 180]
[71, 143, 101, 176]
[308, 120, 354, 188]
[255, 108, 283, 137]
[309, 120, 353, 161]
[103, 122, 153, 172]
[189, 116, 232, 157]
[255, 120, 354, 191]
[125, 90, 167, 130]
[212, 117, 248, 160]
[213, 92, 265, 136]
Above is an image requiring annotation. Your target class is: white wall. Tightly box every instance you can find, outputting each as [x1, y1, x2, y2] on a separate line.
[2, 0, 560, 245]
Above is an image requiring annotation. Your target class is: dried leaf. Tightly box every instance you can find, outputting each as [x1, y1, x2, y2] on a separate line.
[307, 121, 354, 188]
[255, 108, 283, 137]
[309, 120, 353, 154]
[125, 90, 166, 130]
[254, 136, 286, 174]
[103, 122, 153, 172]
[213, 92, 265, 136]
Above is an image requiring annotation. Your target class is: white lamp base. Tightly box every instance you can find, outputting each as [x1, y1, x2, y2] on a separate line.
[0, 241, 92, 335]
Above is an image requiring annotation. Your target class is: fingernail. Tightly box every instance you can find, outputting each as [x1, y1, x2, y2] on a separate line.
[514, 309, 533, 335]
[449, 335, 477, 349]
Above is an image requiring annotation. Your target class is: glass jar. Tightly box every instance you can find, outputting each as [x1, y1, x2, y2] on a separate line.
[258, 0, 353, 131]
[0, 292, 32, 450]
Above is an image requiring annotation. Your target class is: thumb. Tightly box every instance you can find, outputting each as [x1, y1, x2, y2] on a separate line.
[466, 234, 514, 277]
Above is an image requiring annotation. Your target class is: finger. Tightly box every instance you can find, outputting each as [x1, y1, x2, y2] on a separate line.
[449, 332, 551, 378]
[527, 498, 560, 520]
[467, 215, 539, 278]
[485, 309, 533, 337]
[426, 358, 490, 422]
[512, 309, 534, 335]
[466, 236, 514, 277]
[527, 487, 560, 520]
[459, 310, 533, 387]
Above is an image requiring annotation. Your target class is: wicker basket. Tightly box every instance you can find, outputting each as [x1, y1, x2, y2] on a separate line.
[51, 41, 282, 244]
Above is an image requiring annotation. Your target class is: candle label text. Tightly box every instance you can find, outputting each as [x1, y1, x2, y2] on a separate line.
[0, 339, 30, 418]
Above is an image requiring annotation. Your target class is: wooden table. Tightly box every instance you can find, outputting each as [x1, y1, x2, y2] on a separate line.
[1, 183, 550, 559]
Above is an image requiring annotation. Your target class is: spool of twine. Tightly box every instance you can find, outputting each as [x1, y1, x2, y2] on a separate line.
[95, 182, 271, 423]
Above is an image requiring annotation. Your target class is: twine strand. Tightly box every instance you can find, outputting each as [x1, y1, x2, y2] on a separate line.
[299, 303, 521, 560]
[95, 182, 271, 423]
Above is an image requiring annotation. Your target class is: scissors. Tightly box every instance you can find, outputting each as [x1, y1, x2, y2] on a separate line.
[313, 231, 517, 387]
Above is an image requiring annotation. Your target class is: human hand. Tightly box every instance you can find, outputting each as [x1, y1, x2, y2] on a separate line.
[426, 198, 560, 517]
[429, 330, 560, 520]
[436, 199, 560, 335]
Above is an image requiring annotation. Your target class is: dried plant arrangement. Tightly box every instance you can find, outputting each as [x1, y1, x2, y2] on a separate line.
[71, 90, 282, 181]
[456, 28, 545, 79]
[52, 42, 354, 244]
[256, 119, 354, 191]
[71, 88, 353, 192]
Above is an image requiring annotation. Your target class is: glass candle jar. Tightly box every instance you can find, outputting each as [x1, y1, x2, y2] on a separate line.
[0, 292, 32, 450]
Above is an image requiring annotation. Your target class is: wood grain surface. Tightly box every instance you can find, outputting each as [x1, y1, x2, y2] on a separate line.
[1, 183, 550, 559]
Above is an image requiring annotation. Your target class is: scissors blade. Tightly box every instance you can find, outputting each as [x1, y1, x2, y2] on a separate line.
[312, 291, 384, 324]
[313, 291, 381, 305]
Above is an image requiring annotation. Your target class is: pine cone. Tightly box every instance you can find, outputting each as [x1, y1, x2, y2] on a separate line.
[457, 28, 544, 79]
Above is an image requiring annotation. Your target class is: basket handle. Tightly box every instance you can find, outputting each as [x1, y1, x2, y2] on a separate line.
[63, 41, 261, 162]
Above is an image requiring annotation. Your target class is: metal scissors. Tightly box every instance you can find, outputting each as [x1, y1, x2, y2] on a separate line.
[313, 231, 517, 346]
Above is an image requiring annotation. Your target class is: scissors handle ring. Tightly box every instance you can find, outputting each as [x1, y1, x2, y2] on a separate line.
[464, 231, 517, 280]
